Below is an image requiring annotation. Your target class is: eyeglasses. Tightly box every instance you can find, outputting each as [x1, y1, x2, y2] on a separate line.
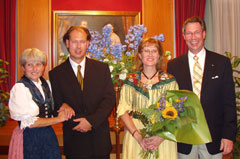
[184, 31, 202, 37]
[142, 49, 158, 54]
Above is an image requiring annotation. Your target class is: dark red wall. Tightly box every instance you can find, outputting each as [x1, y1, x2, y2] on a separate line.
[52, 0, 142, 11]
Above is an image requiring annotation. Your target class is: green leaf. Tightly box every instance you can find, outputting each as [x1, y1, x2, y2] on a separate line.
[233, 58, 240, 68]
[225, 51, 232, 59]
[184, 106, 197, 121]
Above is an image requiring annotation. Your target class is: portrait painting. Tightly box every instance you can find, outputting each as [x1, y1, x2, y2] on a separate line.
[53, 11, 140, 67]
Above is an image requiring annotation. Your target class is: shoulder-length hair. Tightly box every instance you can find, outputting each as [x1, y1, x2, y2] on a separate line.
[135, 38, 164, 72]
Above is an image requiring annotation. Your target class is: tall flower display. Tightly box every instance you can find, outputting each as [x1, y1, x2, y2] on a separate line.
[87, 24, 165, 86]
[58, 24, 167, 86]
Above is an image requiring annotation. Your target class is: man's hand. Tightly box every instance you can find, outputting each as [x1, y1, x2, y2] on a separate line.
[220, 138, 234, 155]
[58, 103, 75, 120]
[73, 118, 92, 133]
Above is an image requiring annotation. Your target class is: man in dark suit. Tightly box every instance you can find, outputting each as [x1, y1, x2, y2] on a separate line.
[167, 16, 237, 159]
[49, 26, 115, 159]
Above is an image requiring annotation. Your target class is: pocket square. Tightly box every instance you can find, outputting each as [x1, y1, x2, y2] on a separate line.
[212, 75, 219, 79]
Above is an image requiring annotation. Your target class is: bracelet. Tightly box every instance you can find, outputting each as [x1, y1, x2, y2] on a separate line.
[131, 129, 138, 137]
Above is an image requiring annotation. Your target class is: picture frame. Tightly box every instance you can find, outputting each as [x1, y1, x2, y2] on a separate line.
[52, 11, 141, 67]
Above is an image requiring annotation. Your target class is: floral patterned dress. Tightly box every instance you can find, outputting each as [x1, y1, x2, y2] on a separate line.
[117, 71, 179, 159]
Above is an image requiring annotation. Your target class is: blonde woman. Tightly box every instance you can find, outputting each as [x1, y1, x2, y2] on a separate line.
[8, 48, 69, 159]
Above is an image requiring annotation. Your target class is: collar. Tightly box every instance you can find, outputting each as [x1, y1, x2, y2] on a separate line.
[32, 79, 42, 86]
[69, 57, 86, 77]
[69, 57, 86, 68]
[188, 47, 206, 59]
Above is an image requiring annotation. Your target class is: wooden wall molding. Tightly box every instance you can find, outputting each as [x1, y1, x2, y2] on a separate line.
[17, 0, 51, 80]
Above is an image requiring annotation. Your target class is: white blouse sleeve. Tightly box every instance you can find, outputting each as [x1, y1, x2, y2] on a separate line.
[8, 83, 39, 129]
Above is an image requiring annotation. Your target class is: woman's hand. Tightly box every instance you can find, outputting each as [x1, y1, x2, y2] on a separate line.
[143, 136, 164, 151]
[119, 112, 148, 151]
[57, 103, 75, 120]
[57, 110, 68, 122]
[132, 130, 147, 151]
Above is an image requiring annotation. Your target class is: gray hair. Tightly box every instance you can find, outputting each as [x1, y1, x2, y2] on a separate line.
[20, 48, 47, 67]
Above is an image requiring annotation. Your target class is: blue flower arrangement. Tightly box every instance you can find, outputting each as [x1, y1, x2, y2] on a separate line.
[58, 24, 168, 86]
[87, 24, 165, 86]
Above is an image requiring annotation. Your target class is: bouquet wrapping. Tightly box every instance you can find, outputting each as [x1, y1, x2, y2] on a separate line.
[133, 90, 212, 145]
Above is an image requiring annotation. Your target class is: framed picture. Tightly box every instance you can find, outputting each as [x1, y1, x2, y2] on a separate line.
[52, 11, 141, 67]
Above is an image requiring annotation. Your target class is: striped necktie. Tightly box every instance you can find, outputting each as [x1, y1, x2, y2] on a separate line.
[193, 55, 202, 98]
[77, 65, 83, 90]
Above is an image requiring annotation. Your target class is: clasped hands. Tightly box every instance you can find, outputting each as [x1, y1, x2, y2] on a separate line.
[142, 136, 164, 152]
[57, 103, 92, 133]
[134, 131, 164, 152]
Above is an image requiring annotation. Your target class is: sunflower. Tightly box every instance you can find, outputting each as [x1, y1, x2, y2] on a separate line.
[162, 106, 178, 119]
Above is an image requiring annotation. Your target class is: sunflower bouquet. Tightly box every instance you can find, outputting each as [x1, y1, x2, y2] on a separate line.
[133, 90, 212, 158]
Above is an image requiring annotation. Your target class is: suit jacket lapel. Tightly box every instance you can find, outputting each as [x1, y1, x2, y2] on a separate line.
[201, 50, 216, 95]
[63, 58, 82, 91]
[83, 58, 96, 98]
[63, 59, 84, 111]
[83, 58, 90, 92]
[181, 54, 193, 91]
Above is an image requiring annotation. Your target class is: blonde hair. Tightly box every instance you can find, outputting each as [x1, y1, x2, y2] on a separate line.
[20, 48, 47, 67]
[136, 38, 164, 72]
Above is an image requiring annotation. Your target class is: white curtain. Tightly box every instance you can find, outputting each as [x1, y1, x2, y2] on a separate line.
[204, 0, 240, 56]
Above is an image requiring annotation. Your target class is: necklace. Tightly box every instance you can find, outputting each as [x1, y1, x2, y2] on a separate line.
[142, 71, 158, 89]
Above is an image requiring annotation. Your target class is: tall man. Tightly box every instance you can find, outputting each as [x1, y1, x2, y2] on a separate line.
[167, 16, 237, 159]
[49, 26, 115, 159]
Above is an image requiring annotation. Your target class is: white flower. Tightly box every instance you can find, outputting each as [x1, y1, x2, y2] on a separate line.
[119, 73, 127, 80]
[120, 62, 125, 66]
[104, 58, 109, 62]
[164, 51, 172, 60]
[167, 55, 172, 60]
[109, 65, 114, 72]
[122, 69, 128, 73]
[59, 52, 65, 56]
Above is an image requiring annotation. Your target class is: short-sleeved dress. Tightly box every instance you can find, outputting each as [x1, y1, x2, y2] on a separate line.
[117, 72, 179, 159]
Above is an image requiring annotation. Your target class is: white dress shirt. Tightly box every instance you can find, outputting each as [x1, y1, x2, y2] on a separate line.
[69, 57, 86, 78]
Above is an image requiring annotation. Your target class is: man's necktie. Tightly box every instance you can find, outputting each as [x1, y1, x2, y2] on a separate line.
[193, 56, 202, 98]
[77, 65, 83, 90]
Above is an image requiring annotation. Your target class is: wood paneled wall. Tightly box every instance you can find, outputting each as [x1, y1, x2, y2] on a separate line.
[16, 0, 174, 79]
[142, 0, 174, 65]
[17, 0, 51, 80]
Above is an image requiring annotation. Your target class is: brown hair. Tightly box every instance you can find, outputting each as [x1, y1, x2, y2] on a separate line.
[182, 16, 206, 34]
[63, 25, 91, 45]
[135, 38, 164, 72]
